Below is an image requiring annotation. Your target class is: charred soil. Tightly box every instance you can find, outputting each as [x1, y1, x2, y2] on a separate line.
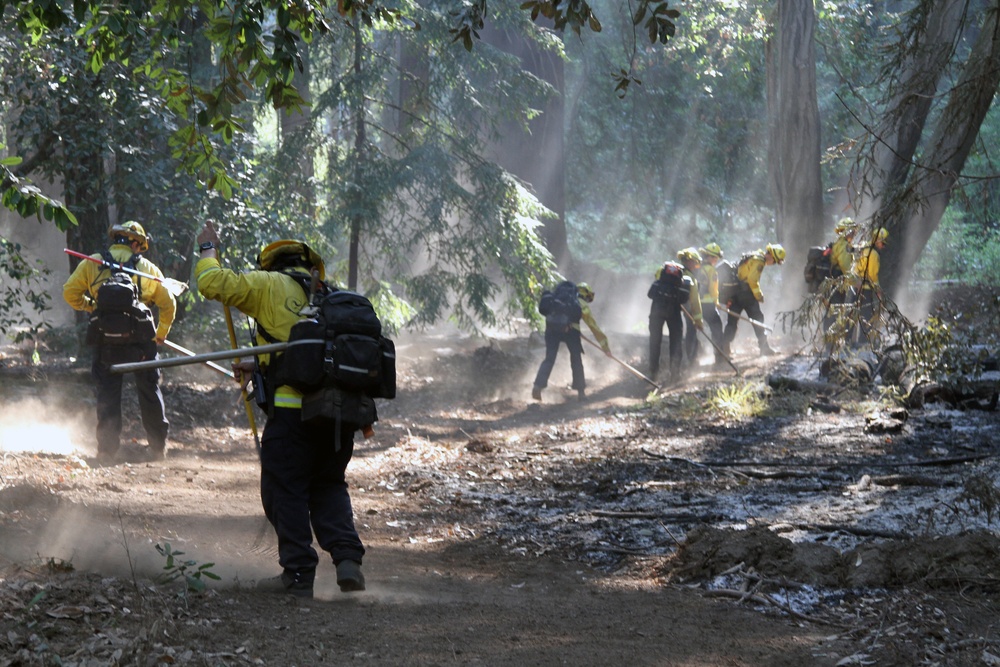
[2, 322, 1000, 666]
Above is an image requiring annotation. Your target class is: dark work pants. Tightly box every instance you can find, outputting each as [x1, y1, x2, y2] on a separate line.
[649, 303, 682, 378]
[92, 342, 168, 455]
[853, 287, 880, 346]
[533, 325, 585, 391]
[702, 303, 724, 359]
[724, 288, 770, 351]
[822, 281, 850, 348]
[684, 315, 699, 366]
[260, 407, 365, 578]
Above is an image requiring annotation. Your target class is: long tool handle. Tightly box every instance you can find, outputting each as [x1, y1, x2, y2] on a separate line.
[681, 306, 740, 376]
[579, 332, 660, 390]
[716, 304, 773, 332]
[162, 339, 235, 378]
[225, 305, 261, 452]
[64, 248, 189, 296]
[109, 340, 319, 374]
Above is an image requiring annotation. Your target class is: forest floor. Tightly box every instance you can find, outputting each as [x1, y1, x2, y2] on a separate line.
[2, 302, 1000, 666]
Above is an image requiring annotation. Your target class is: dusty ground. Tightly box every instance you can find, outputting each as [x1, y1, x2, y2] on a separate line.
[2, 318, 1000, 666]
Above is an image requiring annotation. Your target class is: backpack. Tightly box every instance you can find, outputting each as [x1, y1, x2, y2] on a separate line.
[647, 262, 692, 306]
[716, 259, 741, 303]
[804, 244, 834, 293]
[85, 251, 156, 350]
[539, 280, 583, 331]
[270, 276, 396, 443]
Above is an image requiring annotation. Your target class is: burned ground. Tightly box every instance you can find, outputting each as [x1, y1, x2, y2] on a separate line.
[1, 314, 1000, 666]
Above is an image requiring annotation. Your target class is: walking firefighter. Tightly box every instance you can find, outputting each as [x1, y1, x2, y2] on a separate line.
[63, 221, 176, 464]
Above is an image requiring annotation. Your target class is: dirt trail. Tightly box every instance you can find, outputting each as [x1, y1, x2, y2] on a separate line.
[1, 330, 999, 666]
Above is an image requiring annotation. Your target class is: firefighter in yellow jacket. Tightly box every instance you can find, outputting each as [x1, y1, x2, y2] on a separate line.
[821, 218, 858, 343]
[696, 243, 726, 366]
[677, 248, 705, 372]
[648, 251, 701, 383]
[831, 218, 857, 279]
[195, 220, 366, 598]
[852, 227, 888, 343]
[532, 282, 611, 402]
[63, 222, 176, 463]
[722, 243, 784, 357]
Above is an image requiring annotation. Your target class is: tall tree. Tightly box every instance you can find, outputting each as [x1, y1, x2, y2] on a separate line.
[766, 0, 824, 289]
[852, 0, 968, 218]
[876, 0, 1000, 293]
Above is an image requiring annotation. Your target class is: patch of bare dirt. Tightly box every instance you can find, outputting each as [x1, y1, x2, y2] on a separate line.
[2, 317, 1000, 666]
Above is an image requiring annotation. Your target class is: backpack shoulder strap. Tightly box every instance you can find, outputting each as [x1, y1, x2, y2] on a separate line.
[99, 249, 142, 292]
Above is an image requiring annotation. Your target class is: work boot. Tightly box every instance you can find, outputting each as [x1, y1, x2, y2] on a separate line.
[258, 570, 314, 598]
[760, 343, 777, 357]
[336, 560, 366, 592]
[132, 446, 166, 462]
[531, 386, 542, 401]
[89, 450, 118, 467]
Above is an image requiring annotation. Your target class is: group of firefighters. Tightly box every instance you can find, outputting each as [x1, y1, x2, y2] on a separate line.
[57, 217, 890, 596]
[530, 218, 891, 397]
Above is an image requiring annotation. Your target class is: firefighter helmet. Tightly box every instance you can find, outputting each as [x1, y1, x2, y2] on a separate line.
[834, 217, 857, 237]
[108, 221, 149, 253]
[873, 227, 889, 244]
[256, 240, 326, 281]
[699, 242, 723, 258]
[677, 247, 703, 265]
[577, 282, 595, 303]
[766, 243, 786, 264]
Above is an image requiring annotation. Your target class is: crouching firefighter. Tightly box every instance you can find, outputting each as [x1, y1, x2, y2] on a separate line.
[195, 221, 395, 598]
[532, 281, 611, 402]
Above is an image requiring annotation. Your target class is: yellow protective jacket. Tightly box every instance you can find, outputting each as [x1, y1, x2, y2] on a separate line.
[697, 263, 719, 305]
[681, 268, 703, 323]
[195, 257, 311, 409]
[831, 237, 854, 277]
[852, 246, 881, 290]
[574, 298, 611, 353]
[62, 244, 176, 342]
[738, 250, 767, 302]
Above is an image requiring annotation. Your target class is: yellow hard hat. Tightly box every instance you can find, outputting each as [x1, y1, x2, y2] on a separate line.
[766, 243, 786, 264]
[108, 221, 149, 253]
[873, 228, 889, 243]
[677, 247, 703, 264]
[834, 217, 858, 237]
[699, 243, 723, 258]
[257, 240, 326, 281]
[577, 282, 595, 303]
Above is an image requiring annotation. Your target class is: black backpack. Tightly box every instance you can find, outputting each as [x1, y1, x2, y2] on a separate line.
[647, 262, 692, 306]
[538, 280, 583, 331]
[86, 251, 156, 349]
[271, 276, 396, 443]
[804, 244, 834, 293]
[716, 259, 741, 303]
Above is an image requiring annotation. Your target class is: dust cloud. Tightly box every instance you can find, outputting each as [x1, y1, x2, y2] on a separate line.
[0, 397, 91, 456]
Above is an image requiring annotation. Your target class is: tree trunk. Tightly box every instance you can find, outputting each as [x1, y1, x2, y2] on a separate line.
[854, 0, 968, 223]
[280, 41, 315, 222]
[766, 0, 824, 296]
[348, 13, 365, 291]
[882, 2, 1000, 294]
